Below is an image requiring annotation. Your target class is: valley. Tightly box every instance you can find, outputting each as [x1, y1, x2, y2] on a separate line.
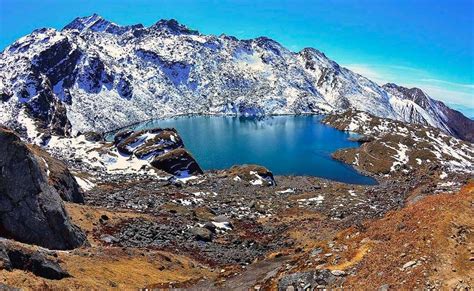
[0, 109, 472, 289]
[0, 13, 473, 290]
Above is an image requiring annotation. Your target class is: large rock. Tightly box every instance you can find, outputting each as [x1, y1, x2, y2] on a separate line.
[0, 242, 70, 280]
[0, 127, 87, 250]
[29, 144, 84, 203]
[150, 148, 203, 176]
[190, 227, 213, 242]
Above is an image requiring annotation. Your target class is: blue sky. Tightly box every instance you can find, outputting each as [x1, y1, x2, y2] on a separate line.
[1, 0, 473, 116]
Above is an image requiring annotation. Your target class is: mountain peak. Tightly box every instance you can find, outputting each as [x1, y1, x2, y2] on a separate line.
[63, 14, 105, 31]
[150, 19, 198, 35]
[382, 83, 427, 100]
[62, 14, 143, 34]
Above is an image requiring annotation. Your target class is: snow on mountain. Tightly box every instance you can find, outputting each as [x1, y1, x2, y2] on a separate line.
[0, 14, 472, 142]
[383, 83, 474, 142]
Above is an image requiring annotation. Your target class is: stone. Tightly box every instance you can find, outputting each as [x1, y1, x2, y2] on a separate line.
[83, 131, 103, 142]
[310, 248, 323, 256]
[203, 222, 217, 233]
[190, 227, 213, 242]
[213, 215, 231, 223]
[402, 260, 417, 270]
[0, 127, 87, 250]
[100, 235, 119, 244]
[1, 242, 69, 280]
[8, 249, 69, 280]
[330, 270, 346, 276]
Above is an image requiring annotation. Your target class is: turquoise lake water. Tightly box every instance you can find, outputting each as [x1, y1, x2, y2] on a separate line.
[110, 115, 376, 185]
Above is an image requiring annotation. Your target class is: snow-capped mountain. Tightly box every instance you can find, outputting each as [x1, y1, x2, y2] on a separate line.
[1, 14, 472, 142]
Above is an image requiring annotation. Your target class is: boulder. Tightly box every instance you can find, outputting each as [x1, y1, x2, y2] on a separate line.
[83, 131, 103, 142]
[0, 127, 87, 250]
[227, 164, 276, 186]
[113, 129, 134, 145]
[0, 242, 69, 280]
[190, 227, 213, 242]
[150, 148, 203, 176]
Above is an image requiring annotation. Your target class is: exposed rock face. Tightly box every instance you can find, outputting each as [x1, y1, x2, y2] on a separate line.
[383, 83, 474, 143]
[30, 145, 84, 203]
[226, 164, 276, 186]
[0, 127, 87, 249]
[110, 127, 202, 176]
[150, 148, 203, 176]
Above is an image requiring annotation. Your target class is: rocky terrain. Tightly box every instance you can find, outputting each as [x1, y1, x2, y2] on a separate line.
[0, 109, 472, 289]
[323, 110, 473, 178]
[1, 14, 473, 142]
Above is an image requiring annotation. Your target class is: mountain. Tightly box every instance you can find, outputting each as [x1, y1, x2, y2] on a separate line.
[382, 83, 474, 142]
[0, 14, 473, 142]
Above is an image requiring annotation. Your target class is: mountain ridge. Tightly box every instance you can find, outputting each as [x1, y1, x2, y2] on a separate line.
[0, 14, 472, 142]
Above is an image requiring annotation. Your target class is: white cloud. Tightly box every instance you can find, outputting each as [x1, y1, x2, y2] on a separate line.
[418, 78, 474, 89]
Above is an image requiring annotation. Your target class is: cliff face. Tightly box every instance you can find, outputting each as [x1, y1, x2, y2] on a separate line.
[0, 127, 87, 250]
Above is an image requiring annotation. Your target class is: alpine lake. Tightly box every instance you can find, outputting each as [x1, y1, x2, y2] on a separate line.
[106, 115, 377, 185]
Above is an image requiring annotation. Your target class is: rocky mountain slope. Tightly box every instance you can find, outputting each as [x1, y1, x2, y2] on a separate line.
[0, 120, 472, 288]
[1, 14, 472, 142]
[323, 110, 474, 176]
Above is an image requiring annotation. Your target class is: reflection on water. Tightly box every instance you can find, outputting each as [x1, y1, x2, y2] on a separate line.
[108, 115, 377, 185]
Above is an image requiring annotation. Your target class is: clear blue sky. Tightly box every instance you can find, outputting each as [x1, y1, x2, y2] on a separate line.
[1, 0, 473, 116]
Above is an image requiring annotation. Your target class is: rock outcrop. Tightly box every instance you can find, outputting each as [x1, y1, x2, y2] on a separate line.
[0, 127, 87, 250]
[114, 128, 183, 158]
[226, 164, 276, 186]
[150, 148, 203, 176]
[323, 110, 474, 176]
[112, 128, 202, 176]
[0, 242, 70, 280]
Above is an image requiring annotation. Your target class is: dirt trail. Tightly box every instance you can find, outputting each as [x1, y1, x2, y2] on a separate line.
[193, 256, 290, 290]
